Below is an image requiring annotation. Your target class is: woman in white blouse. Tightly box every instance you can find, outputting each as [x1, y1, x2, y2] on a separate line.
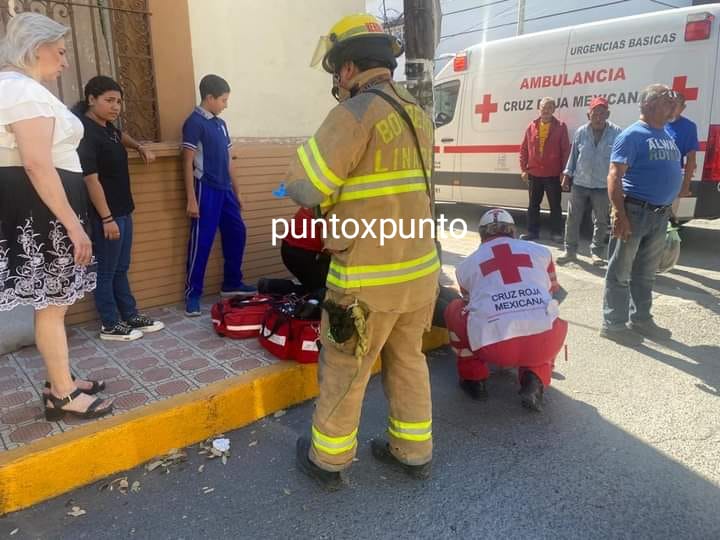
[0, 13, 113, 420]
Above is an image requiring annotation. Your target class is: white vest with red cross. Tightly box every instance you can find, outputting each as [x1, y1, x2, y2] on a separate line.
[456, 237, 560, 350]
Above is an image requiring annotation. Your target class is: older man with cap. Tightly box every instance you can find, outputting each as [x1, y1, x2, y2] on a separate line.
[444, 209, 568, 412]
[601, 84, 681, 347]
[557, 97, 622, 266]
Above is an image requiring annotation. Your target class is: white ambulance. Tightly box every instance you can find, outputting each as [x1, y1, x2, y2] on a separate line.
[433, 5, 720, 221]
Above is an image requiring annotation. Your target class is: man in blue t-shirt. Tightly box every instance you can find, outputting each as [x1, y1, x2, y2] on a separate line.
[182, 74, 256, 316]
[666, 93, 700, 198]
[601, 84, 681, 346]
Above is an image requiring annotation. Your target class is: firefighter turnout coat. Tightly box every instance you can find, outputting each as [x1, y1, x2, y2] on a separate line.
[286, 67, 439, 470]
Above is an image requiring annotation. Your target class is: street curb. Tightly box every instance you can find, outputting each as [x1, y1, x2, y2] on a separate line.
[0, 327, 448, 514]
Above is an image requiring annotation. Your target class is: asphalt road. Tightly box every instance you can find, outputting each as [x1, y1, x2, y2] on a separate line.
[2, 208, 718, 540]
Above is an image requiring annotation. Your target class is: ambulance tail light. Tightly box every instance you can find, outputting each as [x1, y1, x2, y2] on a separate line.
[701, 125, 720, 182]
[685, 13, 713, 42]
[453, 53, 468, 72]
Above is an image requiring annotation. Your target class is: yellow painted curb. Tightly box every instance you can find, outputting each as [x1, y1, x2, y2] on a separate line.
[0, 326, 448, 514]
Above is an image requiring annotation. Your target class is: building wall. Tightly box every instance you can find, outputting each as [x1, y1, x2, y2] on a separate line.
[67, 143, 298, 326]
[186, 0, 365, 138]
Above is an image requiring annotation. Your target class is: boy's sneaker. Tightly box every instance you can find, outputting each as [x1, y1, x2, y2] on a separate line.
[220, 283, 258, 297]
[185, 297, 201, 317]
[100, 322, 143, 342]
[125, 314, 165, 333]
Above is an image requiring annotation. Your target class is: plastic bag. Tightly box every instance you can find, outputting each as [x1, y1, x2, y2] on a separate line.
[656, 225, 681, 274]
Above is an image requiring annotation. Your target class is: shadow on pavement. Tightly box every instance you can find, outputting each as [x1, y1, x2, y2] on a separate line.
[6, 348, 718, 539]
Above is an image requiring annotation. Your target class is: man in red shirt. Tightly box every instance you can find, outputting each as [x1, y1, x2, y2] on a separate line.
[519, 98, 570, 243]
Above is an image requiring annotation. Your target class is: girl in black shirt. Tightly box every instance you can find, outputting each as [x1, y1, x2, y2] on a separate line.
[75, 76, 164, 340]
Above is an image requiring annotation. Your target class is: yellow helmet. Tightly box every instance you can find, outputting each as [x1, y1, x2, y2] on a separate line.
[310, 13, 404, 73]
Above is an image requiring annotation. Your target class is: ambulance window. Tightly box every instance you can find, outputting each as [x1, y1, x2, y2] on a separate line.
[434, 81, 460, 127]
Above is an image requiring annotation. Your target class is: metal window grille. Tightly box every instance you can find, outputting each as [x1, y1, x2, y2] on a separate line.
[0, 0, 160, 141]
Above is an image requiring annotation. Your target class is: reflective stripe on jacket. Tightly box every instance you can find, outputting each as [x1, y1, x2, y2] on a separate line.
[285, 68, 439, 312]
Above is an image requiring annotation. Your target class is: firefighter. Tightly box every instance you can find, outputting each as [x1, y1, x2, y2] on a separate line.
[285, 13, 440, 490]
[444, 209, 568, 412]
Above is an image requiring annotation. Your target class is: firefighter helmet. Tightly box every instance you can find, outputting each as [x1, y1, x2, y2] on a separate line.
[310, 13, 403, 73]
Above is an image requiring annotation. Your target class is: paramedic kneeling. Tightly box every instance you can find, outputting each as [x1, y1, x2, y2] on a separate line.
[601, 84, 681, 347]
[444, 209, 568, 412]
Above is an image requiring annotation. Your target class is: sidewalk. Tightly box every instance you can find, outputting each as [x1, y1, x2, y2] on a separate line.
[0, 297, 448, 514]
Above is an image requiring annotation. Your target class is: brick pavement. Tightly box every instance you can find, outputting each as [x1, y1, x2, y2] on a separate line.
[0, 299, 279, 451]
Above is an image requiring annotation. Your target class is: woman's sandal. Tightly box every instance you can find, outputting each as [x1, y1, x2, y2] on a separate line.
[43, 375, 105, 396]
[44, 388, 114, 421]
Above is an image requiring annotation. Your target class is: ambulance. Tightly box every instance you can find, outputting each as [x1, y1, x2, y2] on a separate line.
[433, 5, 720, 221]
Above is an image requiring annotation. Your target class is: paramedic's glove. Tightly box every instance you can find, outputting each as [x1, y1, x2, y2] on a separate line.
[611, 209, 632, 241]
[521, 172, 529, 183]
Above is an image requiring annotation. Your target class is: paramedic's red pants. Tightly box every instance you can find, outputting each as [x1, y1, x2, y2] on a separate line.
[443, 298, 568, 387]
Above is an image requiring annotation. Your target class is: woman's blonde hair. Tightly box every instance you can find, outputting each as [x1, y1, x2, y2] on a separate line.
[0, 12, 69, 70]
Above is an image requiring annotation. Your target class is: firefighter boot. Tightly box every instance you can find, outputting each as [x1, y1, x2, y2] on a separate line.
[518, 371, 544, 412]
[370, 439, 432, 480]
[296, 437, 345, 491]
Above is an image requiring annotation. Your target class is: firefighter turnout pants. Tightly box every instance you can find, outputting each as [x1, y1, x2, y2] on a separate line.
[444, 298, 567, 387]
[309, 298, 435, 472]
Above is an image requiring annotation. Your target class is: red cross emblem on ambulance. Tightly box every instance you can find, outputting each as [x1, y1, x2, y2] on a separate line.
[671, 76, 699, 101]
[475, 94, 498, 123]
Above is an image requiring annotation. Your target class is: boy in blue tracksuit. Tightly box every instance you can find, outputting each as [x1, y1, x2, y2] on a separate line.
[182, 74, 256, 316]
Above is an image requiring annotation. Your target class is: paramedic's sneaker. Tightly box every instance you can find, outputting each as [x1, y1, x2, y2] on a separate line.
[184, 297, 201, 317]
[555, 251, 577, 265]
[629, 319, 672, 342]
[370, 439, 432, 480]
[459, 379, 488, 401]
[100, 322, 143, 342]
[599, 325, 643, 347]
[220, 283, 257, 297]
[591, 253, 605, 266]
[295, 437, 345, 491]
[520, 233, 539, 241]
[518, 372, 544, 412]
[125, 314, 165, 333]
[551, 233, 564, 244]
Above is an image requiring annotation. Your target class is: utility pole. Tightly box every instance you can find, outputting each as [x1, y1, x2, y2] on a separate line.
[403, 0, 440, 116]
[517, 0, 526, 36]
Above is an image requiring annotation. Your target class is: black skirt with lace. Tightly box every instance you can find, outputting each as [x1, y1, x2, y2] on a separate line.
[0, 166, 96, 311]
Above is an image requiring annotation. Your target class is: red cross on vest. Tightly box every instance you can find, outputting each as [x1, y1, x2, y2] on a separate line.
[475, 94, 498, 123]
[672, 76, 699, 101]
[479, 243, 533, 284]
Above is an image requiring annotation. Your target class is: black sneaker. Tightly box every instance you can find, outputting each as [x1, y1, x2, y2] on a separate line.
[295, 437, 345, 491]
[125, 314, 165, 333]
[518, 371, 544, 412]
[459, 379, 488, 401]
[370, 439, 432, 480]
[629, 319, 672, 341]
[100, 322, 143, 342]
[599, 326, 644, 347]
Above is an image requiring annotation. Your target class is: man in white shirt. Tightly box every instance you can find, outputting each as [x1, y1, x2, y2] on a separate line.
[444, 209, 568, 411]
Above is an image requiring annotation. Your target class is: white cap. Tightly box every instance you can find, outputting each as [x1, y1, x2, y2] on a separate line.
[478, 208, 515, 227]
